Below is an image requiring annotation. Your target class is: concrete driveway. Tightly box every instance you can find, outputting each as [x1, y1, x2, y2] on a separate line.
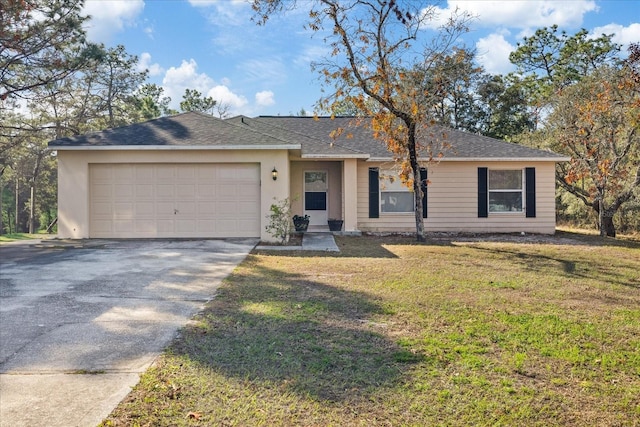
[0, 238, 257, 427]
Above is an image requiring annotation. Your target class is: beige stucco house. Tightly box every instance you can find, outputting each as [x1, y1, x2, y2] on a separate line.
[48, 112, 569, 241]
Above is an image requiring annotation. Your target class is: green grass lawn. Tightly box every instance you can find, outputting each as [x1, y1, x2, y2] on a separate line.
[101, 232, 640, 426]
[0, 233, 44, 243]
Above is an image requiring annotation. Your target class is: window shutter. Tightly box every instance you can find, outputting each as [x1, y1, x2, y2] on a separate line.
[369, 168, 379, 218]
[478, 167, 488, 218]
[420, 168, 428, 218]
[525, 167, 536, 218]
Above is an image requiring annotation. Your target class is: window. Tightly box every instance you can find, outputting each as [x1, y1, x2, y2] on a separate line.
[380, 172, 414, 213]
[489, 170, 523, 212]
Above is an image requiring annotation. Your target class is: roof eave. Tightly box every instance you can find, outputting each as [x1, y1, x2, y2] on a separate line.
[367, 156, 570, 162]
[49, 144, 301, 151]
[301, 154, 369, 159]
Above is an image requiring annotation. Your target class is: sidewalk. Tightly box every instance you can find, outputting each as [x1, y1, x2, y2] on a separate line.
[255, 232, 340, 252]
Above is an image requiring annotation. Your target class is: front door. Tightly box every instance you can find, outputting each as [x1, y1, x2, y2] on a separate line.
[304, 171, 328, 226]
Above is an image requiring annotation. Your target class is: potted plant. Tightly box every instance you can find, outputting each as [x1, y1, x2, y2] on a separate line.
[293, 214, 310, 232]
[328, 218, 343, 231]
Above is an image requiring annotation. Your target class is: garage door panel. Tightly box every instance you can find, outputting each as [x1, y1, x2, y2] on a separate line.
[113, 166, 134, 182]
[136, 184, 154, 199]
[113, 202, 133, 217]
[197, 202, 216, 214]
[92, 184, 112, 199]
[114, 219, 134, 232]
[135, 202, 155, 216]
[156, 219, 174, 233]
[134, 219, 156, 233]
[176, 202, 196, 215]
[197, 184, 216, 198]
[156, 184, 175, 198]
[176, 184, 196, 198]
[156, 165, 175, 181]
[197, 219, 216, 232]
[90, 163, 260, 238]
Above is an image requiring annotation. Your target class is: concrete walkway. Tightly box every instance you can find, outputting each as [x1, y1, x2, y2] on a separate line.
[302, 232, 340, 252]
[255, 232, 340, 252]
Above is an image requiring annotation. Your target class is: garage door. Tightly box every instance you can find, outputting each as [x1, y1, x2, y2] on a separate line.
[89, 163, 260, 238]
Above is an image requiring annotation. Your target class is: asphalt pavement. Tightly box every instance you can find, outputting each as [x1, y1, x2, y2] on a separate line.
[0, 238, 257, 427]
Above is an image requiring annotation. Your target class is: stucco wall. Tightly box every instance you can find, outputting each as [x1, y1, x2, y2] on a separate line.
[357, 160, 559, 234]
[56, 149, 290, 241]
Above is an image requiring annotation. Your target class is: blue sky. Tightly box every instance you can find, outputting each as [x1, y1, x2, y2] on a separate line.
[81, 0, 640, 117]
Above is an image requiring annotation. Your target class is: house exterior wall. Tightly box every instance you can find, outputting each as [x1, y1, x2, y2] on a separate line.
[56, 149, 290, 241]
[357, 160, 559, 234]
[290, 161, 342, 223]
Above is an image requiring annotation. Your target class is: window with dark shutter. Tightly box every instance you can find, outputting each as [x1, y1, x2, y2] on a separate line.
[420, 168, 428, 218]
[369, 168, 379, 218]
[525, 167, 536, 218]
[478, 167, 488, 218]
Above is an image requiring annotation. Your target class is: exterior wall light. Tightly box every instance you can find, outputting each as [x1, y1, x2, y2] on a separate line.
[272, 167, 278, 181]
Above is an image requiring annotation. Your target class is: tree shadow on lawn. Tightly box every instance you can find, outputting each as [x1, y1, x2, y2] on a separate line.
[468, 244, 640, 290]
[168, 263, 415, 403]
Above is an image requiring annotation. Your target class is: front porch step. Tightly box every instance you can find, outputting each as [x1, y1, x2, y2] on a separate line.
[307, 225, 330, 232]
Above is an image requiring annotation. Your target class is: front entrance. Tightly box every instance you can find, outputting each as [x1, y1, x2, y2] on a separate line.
[304, 171, 328, 226]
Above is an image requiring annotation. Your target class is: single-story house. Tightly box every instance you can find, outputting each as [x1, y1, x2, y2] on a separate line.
[48, 112, 569, 241]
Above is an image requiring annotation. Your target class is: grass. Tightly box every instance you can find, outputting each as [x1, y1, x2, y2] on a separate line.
[0, 232, 45, 243]
[101, 232, 640, 426]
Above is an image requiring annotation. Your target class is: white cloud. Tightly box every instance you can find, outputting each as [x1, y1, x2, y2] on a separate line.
[208, 85, 248, 110]
[162, 59, 215, 108]
[476, 33, 516, 75]
[241, 58, 288, 85]
[189, 0, 250, 26]
[426, 0, 597, 31]
[82, 0, 145, 42]
[161, 59, 250, 114]
[188, 0, 246, 7]
[255, 91, 275, 107]
[592, 23, 640, 49]
[143, 25, 154, 39]
[294, 45, 331, 68]
[138, 53, 164, 77]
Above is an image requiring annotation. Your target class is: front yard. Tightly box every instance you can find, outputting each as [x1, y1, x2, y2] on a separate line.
[101, 232, 640, 426]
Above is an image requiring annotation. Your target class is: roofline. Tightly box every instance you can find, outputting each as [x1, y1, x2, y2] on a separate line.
[367, 156, 570, 162]
[301, 154, 370, 159]
[49, 144, 301, 151]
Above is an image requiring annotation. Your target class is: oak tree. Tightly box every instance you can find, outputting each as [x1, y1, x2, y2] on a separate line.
[253, 0, 472, 240]
[546, 48, 639, 237]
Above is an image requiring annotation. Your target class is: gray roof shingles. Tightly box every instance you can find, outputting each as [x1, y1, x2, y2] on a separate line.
[48, 112, 296, 148]
[255, 116, 566, 160]
[48, 112, 566, 161]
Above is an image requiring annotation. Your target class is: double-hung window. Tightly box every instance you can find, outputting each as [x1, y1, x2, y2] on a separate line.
[488, 170, 523, 213]
[380, 172, 414, 213]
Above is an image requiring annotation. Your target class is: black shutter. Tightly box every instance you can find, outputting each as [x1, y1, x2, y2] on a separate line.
[525, 167, 536, 218]
[420, 168, 428, 218]
[369, 168, 379, 218]
[478, 167, 488, 218]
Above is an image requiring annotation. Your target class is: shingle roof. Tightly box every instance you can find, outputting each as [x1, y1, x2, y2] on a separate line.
[48, 112, 567, 161]
[48, 112, 297, 148]
[227, 115, 366, 158]
[255, 116, 568, 161]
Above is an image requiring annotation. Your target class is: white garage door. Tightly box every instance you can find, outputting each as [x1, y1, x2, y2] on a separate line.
[89, 163, 260, 238]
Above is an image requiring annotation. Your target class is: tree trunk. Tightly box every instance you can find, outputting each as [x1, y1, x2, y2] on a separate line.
[15, 177, 19, 233]
[29, 183, 35, 234]
[602, 215, 616, 237]
[407, 122, 425, 242]
[596, 197, 617, 238]
[0, 174, 4, 235]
